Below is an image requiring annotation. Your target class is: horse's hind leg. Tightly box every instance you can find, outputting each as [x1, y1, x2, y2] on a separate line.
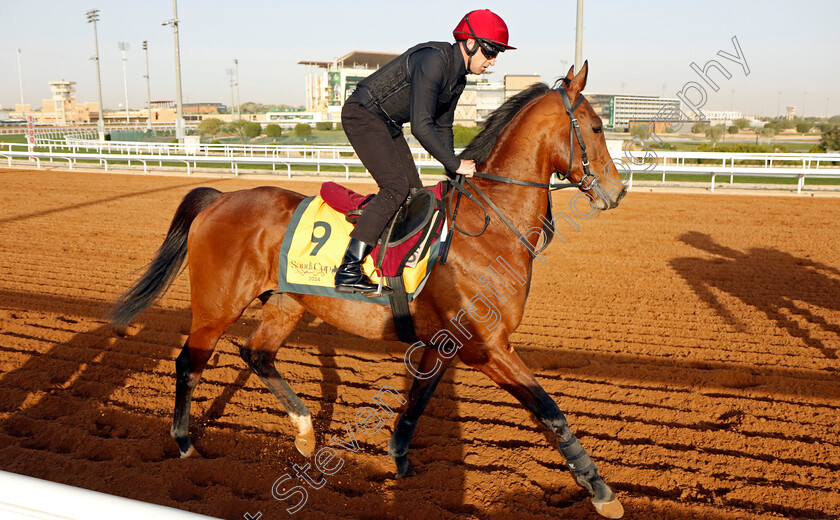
[388, 348, 453, 478]
[462, 347, 624, 519]
[238, 293, 314, 457]
[172, 319, 238, 458]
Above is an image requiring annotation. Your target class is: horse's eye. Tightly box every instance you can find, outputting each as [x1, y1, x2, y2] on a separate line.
[593, 126, 602, 134]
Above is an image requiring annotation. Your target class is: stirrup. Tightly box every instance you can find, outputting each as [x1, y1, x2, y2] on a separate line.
[364, 271, 392, 297]
[335, 275, 379, 294]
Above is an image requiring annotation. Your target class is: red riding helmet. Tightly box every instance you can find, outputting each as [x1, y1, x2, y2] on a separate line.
[453, 9, 515, 51]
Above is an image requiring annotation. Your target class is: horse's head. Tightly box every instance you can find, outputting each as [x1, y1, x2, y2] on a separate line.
[550, 62, 627, 210]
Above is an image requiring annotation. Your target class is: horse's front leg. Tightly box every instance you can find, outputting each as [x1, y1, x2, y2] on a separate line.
[388, 347, 453, 478]
[462, 346, 624, 519]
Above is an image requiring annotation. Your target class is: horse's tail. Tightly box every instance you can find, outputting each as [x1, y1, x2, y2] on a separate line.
[108, 187, 222, 331]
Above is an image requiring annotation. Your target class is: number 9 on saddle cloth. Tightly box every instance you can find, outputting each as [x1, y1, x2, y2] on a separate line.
[277, 181, 445, 307]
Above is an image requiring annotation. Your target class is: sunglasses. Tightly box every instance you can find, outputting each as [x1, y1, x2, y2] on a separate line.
[477, 39, 502, 60]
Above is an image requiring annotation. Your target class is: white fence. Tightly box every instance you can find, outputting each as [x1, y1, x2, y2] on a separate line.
[0, 123, 179, 136]
[631, 151, 840, 192]
[57, 137, 439, 163]
[0, 470, 219, 520]
[0, 140, 445, 178]
[2, 138, 839, 192]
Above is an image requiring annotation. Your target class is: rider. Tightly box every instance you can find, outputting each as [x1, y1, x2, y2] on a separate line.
[335, 9, 515, 293]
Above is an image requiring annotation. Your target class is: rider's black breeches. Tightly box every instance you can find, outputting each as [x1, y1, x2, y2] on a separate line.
[342, 100, 423, 246]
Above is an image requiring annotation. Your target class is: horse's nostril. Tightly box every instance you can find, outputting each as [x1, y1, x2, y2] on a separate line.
[617, 186, 628, 202]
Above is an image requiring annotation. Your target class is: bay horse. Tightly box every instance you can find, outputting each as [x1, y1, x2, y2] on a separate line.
[110, 62, 628, 518]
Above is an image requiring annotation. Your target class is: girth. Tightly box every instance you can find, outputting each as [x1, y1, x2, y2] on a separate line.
[361, 188, 443, 345]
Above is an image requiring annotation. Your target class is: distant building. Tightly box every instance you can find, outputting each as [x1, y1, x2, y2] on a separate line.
[148, 101, 227, 122]
[10, 81, 99, 124]
[42, 81, 100, 124]
[703, 110, 742, 122]
[453, 75, 541, 126]
[453, 77, 506, 126]
[299, 51, 400, 122]
[504, 75, 541, 100]
[183, 103, 227, 117]
[299, 51, 541, 126]
[786, 106, 796, 120]
[587, 94, 682, 130]
[265, 110, 328, 127]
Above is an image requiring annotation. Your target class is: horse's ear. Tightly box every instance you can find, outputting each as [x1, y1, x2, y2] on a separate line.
[564, 64, 575, 83]
[567, 60, 589, 98]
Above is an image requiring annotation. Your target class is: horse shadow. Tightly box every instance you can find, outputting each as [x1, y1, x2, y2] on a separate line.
[0, 292, 475, 518]
[0, 300, 305, 518]
[670, 231, 840, 360]
[0, 317, 180, 477]
[297, 312, 469, 518]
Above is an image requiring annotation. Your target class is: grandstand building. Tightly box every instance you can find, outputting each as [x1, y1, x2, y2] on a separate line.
[299, 51, 540, 126]
[299, 51, 399, 122]
[587, 94, 682, 130]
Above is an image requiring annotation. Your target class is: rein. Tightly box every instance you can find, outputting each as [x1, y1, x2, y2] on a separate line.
[440, 85, 600, 263]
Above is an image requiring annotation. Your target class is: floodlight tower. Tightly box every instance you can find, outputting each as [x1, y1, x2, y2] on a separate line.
[226, 68, 235, 120]
[777, 91, 782, 118]
[574, 0, 583, 73]
[162, 0, 185, 142]
[16, 49, 25, 115]
[86, 8, 106, 140]
[234, 58, 240, 120]
[143, 41, 152, 131]
[118, 42, 131, 123]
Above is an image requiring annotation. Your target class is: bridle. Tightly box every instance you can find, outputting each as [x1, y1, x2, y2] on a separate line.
[440, 81, 607, 263]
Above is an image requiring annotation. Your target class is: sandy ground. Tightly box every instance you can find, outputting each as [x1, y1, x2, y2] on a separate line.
[0, 166, 838, 520]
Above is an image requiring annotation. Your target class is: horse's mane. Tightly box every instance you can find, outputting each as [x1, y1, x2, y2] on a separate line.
[459, 82, 552, 164]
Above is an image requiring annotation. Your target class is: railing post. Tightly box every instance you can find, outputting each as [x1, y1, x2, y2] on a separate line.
[729, 158, 734, 184]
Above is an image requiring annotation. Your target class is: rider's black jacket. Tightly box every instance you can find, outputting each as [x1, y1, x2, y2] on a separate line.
[350, 41, 467, 173]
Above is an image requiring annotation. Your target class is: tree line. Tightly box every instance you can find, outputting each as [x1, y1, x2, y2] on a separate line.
[195, 119, 345, 140]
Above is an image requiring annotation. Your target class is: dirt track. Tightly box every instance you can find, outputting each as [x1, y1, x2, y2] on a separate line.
[0, 167, 838, 520]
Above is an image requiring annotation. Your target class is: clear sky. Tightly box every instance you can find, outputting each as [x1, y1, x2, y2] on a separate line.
[2, 0, 838, 117]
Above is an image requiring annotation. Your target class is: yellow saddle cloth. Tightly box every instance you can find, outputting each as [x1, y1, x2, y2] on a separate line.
[277, 196, 440, 304]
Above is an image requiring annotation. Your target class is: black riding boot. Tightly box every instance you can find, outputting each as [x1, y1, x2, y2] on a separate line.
[335, 238, 378, 293]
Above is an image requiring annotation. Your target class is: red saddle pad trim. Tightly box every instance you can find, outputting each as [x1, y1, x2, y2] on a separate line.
[318, 181, 446, 277]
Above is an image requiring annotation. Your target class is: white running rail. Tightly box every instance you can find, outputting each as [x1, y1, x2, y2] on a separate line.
[0, 470, 220, 520]
[623, 151, 840, 192]
[0, 141, 446, 178]
[2, 139, 839, 192]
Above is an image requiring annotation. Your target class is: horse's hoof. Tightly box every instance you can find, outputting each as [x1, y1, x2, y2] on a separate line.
[395, 466, 416, 479]
[290, 413, 315, 457]
[393, 456, 416, 479]
[180, 446, 202, 459]
[592, 496, 624, 519]
[295, 434, 316, 458]
[111, 324, 130, 337]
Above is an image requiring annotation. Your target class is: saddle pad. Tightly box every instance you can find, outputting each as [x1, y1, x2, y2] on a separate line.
[277, 196, 439, 305]
[320, 181, 369, 214]
[320, 181, 446, 277]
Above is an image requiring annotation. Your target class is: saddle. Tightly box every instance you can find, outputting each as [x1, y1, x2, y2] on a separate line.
[319, 182, 445, 344]
[325, 184, 437, 248]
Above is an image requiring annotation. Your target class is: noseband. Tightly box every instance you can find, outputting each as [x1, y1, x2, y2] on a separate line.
[441, 83, 607, 262]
